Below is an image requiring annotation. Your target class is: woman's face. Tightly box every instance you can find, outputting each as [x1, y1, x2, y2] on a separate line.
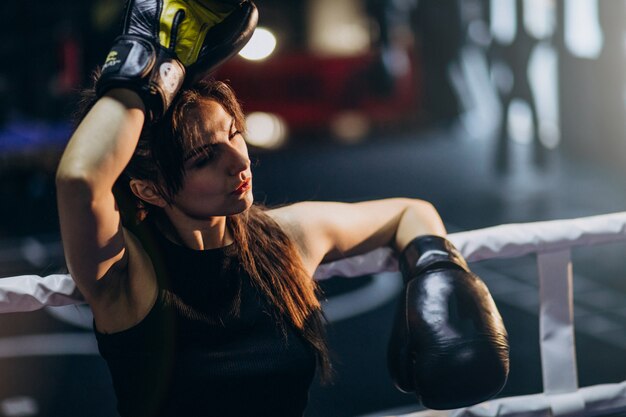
[167, 99, 253, 219]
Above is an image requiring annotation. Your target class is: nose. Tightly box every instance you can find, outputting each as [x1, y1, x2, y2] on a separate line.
[226, 145, 250, 177]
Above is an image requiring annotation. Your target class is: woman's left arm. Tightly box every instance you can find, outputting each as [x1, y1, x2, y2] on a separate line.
[268, 198, 446, 273]
[272, 199, 510, 408]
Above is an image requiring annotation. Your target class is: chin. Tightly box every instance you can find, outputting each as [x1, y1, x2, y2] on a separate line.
[230, 192, 254, 215]
[240, 193, 254, 211]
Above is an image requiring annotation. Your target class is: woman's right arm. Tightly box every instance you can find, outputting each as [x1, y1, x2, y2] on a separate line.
[55, 89, 145, 305]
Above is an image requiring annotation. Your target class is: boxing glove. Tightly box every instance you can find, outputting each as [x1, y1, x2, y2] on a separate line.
[96, 0, 258, 121]
[387, 235, 509, 410]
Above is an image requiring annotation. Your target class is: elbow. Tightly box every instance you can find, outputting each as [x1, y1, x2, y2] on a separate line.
[55, 166, 98, 199]
[405, 199, 443, 226]
[56, 177, 95, 204]
[394, 198, 446, 251]
[399, 198, 439, 216]
[56, 164, 87, 187]
[56, 151, 121, 203]
[410, 197, 434, 206]
[413, 199, 439, 217]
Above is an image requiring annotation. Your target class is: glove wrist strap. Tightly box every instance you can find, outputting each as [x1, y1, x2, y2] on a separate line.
[399, 235, 469, 283]
[96, 35, 185, 121]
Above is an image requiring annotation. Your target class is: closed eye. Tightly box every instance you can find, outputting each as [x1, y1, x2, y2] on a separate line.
[228, 117, 241, 141]
[192, 154, 214, 168]
[186, 147, 216, 169]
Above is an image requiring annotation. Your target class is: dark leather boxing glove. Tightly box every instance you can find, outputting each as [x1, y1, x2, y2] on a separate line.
[387, 235, 509, 410]
[96, 0, 258, 121]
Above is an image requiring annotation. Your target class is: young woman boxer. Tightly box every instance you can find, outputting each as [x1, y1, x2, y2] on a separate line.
[55, 0, 509, 415]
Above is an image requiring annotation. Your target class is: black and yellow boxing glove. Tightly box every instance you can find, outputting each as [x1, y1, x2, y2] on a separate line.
[96, 0, 258, 121]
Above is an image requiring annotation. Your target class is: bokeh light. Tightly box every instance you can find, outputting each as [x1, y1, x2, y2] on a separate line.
[245, 112, 287, 149]
[238, 28, 277, 61]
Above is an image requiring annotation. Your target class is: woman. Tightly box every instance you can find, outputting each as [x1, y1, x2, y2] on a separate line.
[56, 75, 448, 416]
[55, 1, 507, 416]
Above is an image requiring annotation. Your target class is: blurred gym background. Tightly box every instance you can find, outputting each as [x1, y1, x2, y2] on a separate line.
[2, 0, 626, 416]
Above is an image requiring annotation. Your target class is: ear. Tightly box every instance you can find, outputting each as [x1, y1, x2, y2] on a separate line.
[129, 179, 168, 208]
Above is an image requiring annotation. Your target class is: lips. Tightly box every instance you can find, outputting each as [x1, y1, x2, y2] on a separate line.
[232, 178, 251, 194]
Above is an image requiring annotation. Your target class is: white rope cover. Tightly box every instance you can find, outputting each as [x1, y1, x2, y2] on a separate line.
[0, 274, 83, 313]
[315, 211, 626, 279]
[3, 211, 626, 417]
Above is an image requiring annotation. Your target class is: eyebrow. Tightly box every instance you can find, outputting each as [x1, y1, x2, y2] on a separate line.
[183, 118, 236, 162]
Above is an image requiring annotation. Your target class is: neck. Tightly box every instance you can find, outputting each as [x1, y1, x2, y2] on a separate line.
[157, 212, 232, 250]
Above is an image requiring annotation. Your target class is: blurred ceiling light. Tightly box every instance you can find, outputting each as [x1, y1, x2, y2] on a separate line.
[523, 0, 556, 40]
[490, 0, 516, 45]
[239, 28, 277, 61]
[245, 112, 287, 149]
[528, 43, 560, 149]
[307, 0, 370, 56]
[564, 0, 603, 59]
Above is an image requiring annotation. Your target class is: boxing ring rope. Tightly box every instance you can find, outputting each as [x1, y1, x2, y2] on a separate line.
[3, 212, 626, 417]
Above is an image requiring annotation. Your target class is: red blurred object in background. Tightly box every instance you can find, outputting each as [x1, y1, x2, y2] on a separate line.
[214, 47, 423, 139]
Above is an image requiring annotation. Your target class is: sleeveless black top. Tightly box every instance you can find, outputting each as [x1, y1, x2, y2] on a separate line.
[95, 229, 316, 417]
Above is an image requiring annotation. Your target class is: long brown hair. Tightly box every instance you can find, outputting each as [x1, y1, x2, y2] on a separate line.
[76, 75, 332, 381]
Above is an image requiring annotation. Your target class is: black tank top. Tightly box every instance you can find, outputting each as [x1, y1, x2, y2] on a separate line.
[95, 228, 316, 417]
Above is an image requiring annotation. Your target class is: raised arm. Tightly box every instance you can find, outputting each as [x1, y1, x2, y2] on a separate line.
[56, 0, 258, 311]
[56, 90, 145, 303]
